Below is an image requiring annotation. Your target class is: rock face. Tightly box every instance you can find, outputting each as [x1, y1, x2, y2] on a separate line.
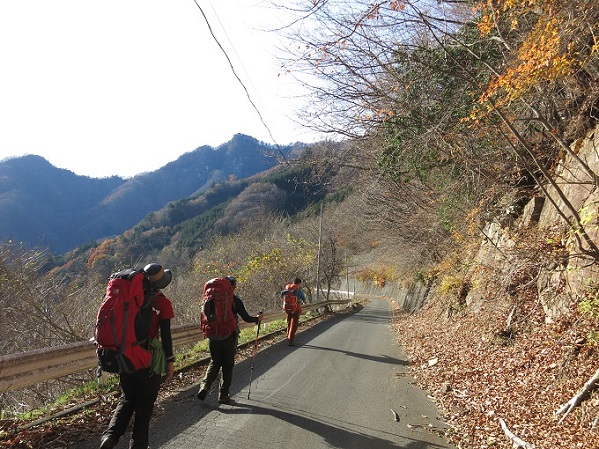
[538, 128, 599, 320]
[463, 126, 599, 322]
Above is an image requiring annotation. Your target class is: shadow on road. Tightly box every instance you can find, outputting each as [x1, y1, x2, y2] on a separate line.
[147, 383, 449, 449]
[218, 399, 450, 449]
[343, 306, 396, 325]
[299, 343, 409, 366]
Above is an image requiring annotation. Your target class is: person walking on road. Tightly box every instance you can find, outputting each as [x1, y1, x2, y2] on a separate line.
[197, 276, 263, 404]
[100, 263, 176, 449]
[282, 277, 306, 346]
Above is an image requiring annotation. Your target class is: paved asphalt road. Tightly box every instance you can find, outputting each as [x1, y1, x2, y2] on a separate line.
[80, 299, 456, 449]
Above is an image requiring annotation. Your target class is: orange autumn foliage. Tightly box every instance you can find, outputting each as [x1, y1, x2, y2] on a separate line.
[475, 0, 598, 107]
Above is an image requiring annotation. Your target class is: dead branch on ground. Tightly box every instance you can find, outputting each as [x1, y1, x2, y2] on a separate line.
[555, 366, 599, 424]
[499, 418, 535, 449]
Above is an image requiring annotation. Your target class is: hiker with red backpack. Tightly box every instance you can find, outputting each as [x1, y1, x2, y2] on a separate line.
[197, 276, 263, 404]
[282, 277, 306, 346]
[98, 263, 175, 449]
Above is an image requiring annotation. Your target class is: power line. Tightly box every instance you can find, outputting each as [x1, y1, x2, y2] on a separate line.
[206, 0, 263, 111]
[192, 0, 288, 161]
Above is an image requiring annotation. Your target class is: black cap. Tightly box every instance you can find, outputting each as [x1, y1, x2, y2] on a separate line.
[143, 263, 172, 290]
[225, 276, 237, 287]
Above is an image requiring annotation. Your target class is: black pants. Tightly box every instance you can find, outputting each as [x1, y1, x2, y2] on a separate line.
[102, 369, 161, 449]
[200, 332, 237, 397]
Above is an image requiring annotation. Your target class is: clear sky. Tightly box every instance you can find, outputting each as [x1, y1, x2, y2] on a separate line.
[0, 1, 318, 178]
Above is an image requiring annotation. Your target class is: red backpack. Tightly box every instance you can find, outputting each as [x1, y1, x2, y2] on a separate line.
[94, 269, 153, 373]
[282, 283, 300, 313]
[200, 278, 238, 340]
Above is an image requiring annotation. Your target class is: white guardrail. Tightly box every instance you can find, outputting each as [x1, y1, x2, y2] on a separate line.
[0, 299, 351, 392]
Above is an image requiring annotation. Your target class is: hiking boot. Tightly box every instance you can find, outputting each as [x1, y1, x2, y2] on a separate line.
[218, 394, 231, 404]
[99, 435, 115, 449]
[197, 388, 208, 401]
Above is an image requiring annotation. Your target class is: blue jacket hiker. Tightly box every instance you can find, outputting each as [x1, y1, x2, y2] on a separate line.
[283, 277, 306, 346]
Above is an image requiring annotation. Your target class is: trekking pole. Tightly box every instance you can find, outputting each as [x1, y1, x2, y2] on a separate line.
[247, 312, 262, 400]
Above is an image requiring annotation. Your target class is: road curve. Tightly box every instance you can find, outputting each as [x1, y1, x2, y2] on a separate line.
[80, 299, 455, 449]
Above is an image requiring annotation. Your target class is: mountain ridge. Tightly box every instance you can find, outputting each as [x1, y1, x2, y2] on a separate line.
[0, 134, 301, 253]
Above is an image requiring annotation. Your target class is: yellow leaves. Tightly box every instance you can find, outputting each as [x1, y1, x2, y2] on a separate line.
[438, 275, 464, 295]
[374, 107, 395, 120]
[198, 262, 238, 279]
[503, 0, 528, 9]
[247, 249, 282, 271]
[477, 13, 494, 36]
[355, 265, 396, 285]
[578, 205, 597, 228]
[475, 0, 550, 37]
[462, 104, 491, 124]
[452, 230, 465, 242]
[236, 237, 316, 282]
[479, 15, 575, 108]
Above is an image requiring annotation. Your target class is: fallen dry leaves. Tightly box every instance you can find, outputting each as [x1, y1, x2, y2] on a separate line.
[392, 294, 599, 449]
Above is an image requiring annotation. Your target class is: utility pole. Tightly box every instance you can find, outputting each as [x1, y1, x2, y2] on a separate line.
[345, 249, 349, 299]
[316, 203, 322, 303]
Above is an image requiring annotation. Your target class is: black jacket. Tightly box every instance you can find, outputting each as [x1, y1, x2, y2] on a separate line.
[233, 295, 259, 324]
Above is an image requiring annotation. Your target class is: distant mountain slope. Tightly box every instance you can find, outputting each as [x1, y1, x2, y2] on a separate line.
[47, 145, 347, 286]
[0, 134, 297, 253]
[0, 155, 125, 251]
